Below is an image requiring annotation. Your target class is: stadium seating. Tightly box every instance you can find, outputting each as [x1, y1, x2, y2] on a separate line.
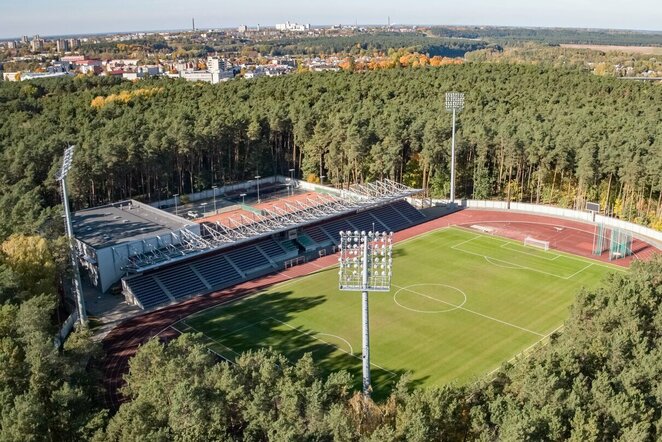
[304, 225, 333, 245]
[191, 254, 242, 288]
[257, 238, 288, 259]
[347, 210, 389, 233]
[320, 218, 355, 243]
[369, 204, 410, 231]
[279, 239, 300, 254]
[295, 233, 317, 251]
[392, 200, 426, 222]
[123, 276, 171, 310]
[226, 245, 272, 274]
[154, 265, 207, 299]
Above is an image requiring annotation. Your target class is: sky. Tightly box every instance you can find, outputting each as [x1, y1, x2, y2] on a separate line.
[1, 0, 661, 39]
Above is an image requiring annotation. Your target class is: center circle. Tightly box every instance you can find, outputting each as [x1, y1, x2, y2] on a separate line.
[394, 283, 467, 313]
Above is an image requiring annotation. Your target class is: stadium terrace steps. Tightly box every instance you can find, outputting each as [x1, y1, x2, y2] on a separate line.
[369, 204, 410, 231]
[226, 246, 272, 275]
[123, 200, 426, 310]
[295, 233, 317, 251]
[392, 200, 426, 223]
[257, 238, 288, 258]
[347, 211, 389, 233]
[123, 276, 171, 310]
[320, 218, 355, 243]
[191, 255, 242, 288]
[279, 239, 300, 254]
[153, 266, 207, 299]
[304, 225, 334, 245]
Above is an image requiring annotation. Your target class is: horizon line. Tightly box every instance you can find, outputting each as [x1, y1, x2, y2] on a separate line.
[2, 22, 662, 41]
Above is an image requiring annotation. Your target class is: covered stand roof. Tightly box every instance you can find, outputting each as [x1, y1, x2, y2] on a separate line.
[123, 179, 420, 273]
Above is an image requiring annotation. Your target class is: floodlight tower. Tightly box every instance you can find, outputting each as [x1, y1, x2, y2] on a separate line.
[56, 146, 87, 326]
[445, 92, 464, 204]
[338, 230, 393, 397]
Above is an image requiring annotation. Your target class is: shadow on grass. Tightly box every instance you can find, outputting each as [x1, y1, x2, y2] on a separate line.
[185, 289, 427, 400]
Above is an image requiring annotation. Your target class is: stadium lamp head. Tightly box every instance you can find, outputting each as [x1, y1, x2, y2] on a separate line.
[445, 92, 464, 112]
[56, 145, 75, 181]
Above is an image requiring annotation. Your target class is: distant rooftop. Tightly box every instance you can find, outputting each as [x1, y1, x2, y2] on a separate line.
[73, 200, 192, 249]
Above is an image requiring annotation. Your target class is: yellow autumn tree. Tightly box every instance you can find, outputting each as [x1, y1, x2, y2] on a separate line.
[90, 96, 106, 109]
[1, 234, 57, 298]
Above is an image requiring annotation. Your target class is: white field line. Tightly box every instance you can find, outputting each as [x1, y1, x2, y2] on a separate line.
[486, 323, 565, 377]
[270, 317, 398, 377]
[393, 284, 545, 337]
[172, 323, 240, 361]
[450, 225, 627, 272]
[179, 227, 457, 326]
[451, 233, 592, 280]
[500, 241, 562, 261]
[451, 234, 482, 248]
[179, 263, 337, 324]
[484, 256, 524, 269]
[564, 263, 593, 280]
[451, 242, 570, 280]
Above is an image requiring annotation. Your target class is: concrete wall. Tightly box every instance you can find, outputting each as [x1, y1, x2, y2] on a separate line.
[53, 312, 78, 349]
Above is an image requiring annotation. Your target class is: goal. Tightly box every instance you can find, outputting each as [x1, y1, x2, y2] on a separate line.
[523, 236, 550, 251]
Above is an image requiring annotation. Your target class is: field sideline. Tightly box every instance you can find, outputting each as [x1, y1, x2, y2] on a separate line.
[178, 226, 621, 397]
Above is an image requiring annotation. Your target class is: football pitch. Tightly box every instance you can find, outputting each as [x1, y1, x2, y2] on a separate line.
[178, 226, 623, 397]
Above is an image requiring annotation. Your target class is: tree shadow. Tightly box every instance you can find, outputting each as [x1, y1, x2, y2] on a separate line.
[185, 289, 427, 400]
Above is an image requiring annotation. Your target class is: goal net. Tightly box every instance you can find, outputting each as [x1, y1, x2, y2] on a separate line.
[523, 236, 550, 251]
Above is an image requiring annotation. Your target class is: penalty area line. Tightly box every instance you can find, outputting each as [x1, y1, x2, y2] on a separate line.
[269, 317, 398, 377]
[172, 322, 239, 362]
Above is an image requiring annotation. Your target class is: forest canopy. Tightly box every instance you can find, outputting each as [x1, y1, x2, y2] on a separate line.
[0, 63, 661, 243]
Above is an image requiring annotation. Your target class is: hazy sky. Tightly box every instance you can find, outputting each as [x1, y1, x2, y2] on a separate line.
[1, 0, 661, 38]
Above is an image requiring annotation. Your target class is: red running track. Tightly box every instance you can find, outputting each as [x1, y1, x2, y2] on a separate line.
[101, 208, 660, 410]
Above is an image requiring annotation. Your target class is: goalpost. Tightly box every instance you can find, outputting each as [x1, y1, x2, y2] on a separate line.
[523, 236, 550, 251]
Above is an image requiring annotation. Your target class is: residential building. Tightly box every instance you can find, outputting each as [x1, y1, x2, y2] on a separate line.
[276, 21, 310, 32]
[30, 36, 44, 52]
[56, 39, 69, 53]
[180, 70, 214, 82]
[207, 56, 231, 72]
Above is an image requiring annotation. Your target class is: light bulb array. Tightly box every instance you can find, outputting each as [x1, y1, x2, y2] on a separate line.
[338, 230, 393, 292]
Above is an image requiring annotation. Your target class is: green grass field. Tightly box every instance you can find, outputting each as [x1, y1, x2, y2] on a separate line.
[179, 227, 623, 397]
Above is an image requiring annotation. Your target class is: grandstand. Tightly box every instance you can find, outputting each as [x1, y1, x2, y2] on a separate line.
[72, 200, 199, 292]
[117, 180, 427, 310]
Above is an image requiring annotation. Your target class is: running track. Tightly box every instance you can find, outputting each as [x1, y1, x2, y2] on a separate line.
[101, 208, 660, 410]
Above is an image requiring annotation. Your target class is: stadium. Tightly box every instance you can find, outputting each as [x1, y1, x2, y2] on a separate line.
[79, 175, 662, 408]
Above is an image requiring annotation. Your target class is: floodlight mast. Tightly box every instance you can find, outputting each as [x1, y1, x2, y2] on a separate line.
[445, 92, 464, 204]
[338, 230, 393, 397]
[360, 236, 370, 395]
[57, 146, 87, 326]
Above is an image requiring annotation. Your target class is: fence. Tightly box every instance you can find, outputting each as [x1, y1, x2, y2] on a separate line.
[150, 176, 288, 209]
[441, 199, 662, 247]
